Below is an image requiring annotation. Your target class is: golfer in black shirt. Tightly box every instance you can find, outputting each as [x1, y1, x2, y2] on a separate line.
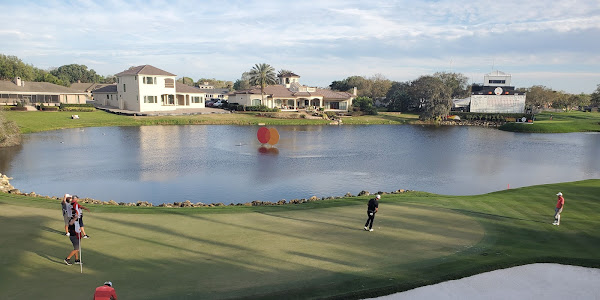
[364, 194, 380, 232]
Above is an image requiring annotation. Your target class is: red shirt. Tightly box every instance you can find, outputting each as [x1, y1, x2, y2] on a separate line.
[556, 196, 564, 209]
[94, 285, 117, 300]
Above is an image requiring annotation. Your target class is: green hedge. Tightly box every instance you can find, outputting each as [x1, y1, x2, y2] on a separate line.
[59, 103, 95, 111]
[229, 105, 280, 112]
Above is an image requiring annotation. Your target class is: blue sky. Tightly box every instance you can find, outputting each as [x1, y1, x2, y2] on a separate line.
[2, 0, 600, 93]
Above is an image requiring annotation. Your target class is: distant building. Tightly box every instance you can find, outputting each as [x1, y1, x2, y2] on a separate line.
[92, 84, 118, 107]
[94, 65, 208, 112]
[0, 77, 86, 105]
[229, 72, 355, 111]
[70, 82, 112, 101]
[469, 71, 526, 113]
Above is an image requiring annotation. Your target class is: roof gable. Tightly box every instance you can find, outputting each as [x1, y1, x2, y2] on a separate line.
[92, 84, 117, 93]
[175, 82, 204, 94]
[115, 65, 176, 77]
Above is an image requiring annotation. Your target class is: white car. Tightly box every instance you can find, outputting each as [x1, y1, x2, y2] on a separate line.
[213, 100, 227, 107]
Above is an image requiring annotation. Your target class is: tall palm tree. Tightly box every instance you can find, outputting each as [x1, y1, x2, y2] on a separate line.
[248, 63, 277, 105]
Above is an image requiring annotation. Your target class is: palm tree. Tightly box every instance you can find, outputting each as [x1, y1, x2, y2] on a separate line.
[277, 69, 293, 77]
[248, 63, 277, 105]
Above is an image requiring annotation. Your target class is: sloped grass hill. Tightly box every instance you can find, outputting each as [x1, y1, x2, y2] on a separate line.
[0, 180, 598, 299]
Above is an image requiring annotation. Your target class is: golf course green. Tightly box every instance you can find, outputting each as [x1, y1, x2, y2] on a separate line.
[1, 179, 599, 299]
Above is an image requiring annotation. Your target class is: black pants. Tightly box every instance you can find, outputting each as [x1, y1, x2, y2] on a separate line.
[365, 211, 375, 229]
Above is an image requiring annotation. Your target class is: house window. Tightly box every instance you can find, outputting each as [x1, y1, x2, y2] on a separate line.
[192, 96, 202, 103]
[144, 96, 157, 103]
[287, 99, 294, 106]
[143, 76, 157, 84]
[340, 102, 347, 110]
[106, 95, 109, 99]
[164, 78, 174, 88]
[123, 84, 126, 92]
[252, 99, 261, 106]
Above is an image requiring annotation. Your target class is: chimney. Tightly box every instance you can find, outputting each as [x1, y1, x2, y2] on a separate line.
[13, 77, 21, 87]
[353, 87, 357, 96]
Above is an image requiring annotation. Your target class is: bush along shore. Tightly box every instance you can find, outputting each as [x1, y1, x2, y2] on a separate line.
[0, 173, 411, 207]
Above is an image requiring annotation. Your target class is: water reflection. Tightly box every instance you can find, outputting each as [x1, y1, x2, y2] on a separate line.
[585, 133, 600, 174]
[258, 146, 279, 155]
[0, 144, 22, 173]
[0, 125, 598, 205]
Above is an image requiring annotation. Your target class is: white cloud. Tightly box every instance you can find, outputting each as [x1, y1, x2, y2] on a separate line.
[2, 0, 600, 93]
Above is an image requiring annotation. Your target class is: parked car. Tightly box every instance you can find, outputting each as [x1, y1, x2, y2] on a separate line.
[213, 99, 228, 108]
[206, 100, 215, 107]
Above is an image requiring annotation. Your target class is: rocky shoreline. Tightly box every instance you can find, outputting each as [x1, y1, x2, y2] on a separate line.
[0, 173, 410, 208]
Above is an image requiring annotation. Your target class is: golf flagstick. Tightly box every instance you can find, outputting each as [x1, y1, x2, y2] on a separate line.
[79, 233, 82, 273]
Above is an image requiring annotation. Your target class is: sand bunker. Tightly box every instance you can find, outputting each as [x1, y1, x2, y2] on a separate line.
[369, 263, 600, 300]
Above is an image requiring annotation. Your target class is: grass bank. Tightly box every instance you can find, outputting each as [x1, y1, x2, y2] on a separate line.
[2, 110, 419, 134]
[1, 180, 598, 299]
[4, 109, 599, 135]
[499, 111, 600, 133]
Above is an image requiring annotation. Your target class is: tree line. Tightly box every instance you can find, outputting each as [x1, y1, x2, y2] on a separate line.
[0, 54, 115, 86]
[330, 72, 470, 120]
[329, 73, 600, 119]
[176, 76, 233, 89]
[1, 54, 235, 89]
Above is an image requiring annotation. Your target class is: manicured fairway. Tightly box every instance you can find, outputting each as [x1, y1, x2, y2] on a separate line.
[1, 180, 599, 299]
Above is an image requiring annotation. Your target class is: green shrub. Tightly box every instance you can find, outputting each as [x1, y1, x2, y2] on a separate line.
[10, 106, 27, 111]
[42, 106, 59, 111]
[60, 107, 94, 112]
[59, 103, 95, 111]
[324, 111, 338, 119]
[0, 112, 21, 147]
[245, 105, 279, 112]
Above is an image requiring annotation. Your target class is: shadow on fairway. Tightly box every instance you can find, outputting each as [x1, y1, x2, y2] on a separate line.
[451, 208, 548, 224]
[92, 214, 252, 252]
[41, 225, 65, 235]
[256, 211, 360, 231]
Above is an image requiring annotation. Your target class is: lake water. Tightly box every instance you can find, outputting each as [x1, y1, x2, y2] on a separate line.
[1, 125, 599, 205]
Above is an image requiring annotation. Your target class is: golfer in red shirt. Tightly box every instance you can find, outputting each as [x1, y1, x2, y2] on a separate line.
[94, 281, 118, 300]
[553, 192, 565, 225]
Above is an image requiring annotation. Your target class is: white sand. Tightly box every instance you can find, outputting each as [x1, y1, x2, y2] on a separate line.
[368, 264, 600, 300]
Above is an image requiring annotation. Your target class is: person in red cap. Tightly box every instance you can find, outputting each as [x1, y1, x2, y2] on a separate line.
[553, 192, 565, 225]
[94, 281, 118, 300]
